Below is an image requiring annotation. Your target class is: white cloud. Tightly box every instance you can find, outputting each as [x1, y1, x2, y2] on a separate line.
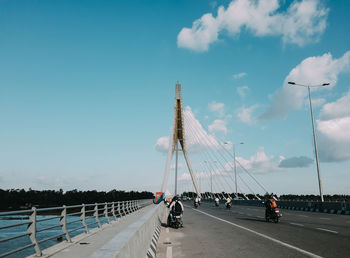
[177, 12, 219, 52]
[308, 97, 326, 108]
[259, 51, 350, 120]
[320, 90, 350, 120]
[236, 147, 281, 173]
[208, 101, 225, 116]
[233, 72, 247, 79]
[177, 0, 328, 52]
[155, 136, 170, 153]
[179, 173, 191, 181]
[237, 105, 258, 125]
[318, 117, 350, 162]
[208, 119, 227, 134]
[237, 86, 250, 98]
[317, 90, 350, 162]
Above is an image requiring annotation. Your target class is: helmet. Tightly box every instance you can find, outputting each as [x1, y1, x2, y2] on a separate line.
[173, 196, 178, 201]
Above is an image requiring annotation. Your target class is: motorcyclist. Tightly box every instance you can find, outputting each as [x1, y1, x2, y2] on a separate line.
[225, 196, 232, 207]
[168, 196, 184, 226]
[194, 196, 200, 207]
[265, 193, 278, 217]
[215, 196, 220, 206]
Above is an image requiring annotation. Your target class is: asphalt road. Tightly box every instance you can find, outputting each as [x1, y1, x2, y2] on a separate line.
[156, 201, 350, 258]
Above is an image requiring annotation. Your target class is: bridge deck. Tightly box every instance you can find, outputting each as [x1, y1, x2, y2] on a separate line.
[29, 204, 154, 258]
[156, 201, 350, 258]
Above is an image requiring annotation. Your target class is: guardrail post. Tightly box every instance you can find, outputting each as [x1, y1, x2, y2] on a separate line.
[127, 201, 131, 214]
[131, 200, 135, 212]
[133, 200, 136, 212]
[112, 202, 117, 220]
[117, 201, 121, 218]
[81, 204, 89, 233]
[94, 203, 101, 228]
[104, 202, 110, 224]
[124, 201, 128, 216]
[60, 205, 72, 243]
[27, 207, 42, 256]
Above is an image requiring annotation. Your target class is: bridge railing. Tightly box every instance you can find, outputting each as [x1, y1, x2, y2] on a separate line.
[0, 199, 152, 257]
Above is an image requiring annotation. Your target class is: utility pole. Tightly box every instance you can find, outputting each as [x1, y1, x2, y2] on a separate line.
[288, 81, 330, 202]
[225, 142, 243, 198]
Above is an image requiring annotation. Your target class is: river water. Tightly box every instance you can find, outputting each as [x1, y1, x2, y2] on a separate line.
[0, 214, 109, 257]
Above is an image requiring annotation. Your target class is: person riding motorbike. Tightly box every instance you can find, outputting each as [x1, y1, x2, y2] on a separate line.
[225, 196, 232, 208]
[194, 196, 200, 208]
[265, 194, 278, 217]
[215, 197, 220, 206]
[168, 196, 184, 227]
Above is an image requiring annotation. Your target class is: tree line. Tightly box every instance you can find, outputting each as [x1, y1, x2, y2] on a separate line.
[0, 188, 154, 211]
[180, 192, 350, 202]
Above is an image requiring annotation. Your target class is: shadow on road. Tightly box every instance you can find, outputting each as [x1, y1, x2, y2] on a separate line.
[237, 217, 267, 223]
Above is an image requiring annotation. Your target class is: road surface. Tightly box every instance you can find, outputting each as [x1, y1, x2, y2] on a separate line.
[156, 201, 350, 258]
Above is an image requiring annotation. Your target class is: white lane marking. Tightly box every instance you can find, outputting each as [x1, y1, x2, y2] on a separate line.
[166, 228, 169, 233]
[298, 215, 309, 218]
[166, 246, 172, 258]
[316, 228, 338, 234]
[320, 218, 331, 220]
[193, 208, 322, 258]
[290, 223, 304, 227]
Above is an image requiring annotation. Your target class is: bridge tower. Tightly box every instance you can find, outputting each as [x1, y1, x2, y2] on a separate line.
[161, 82, 201, 198]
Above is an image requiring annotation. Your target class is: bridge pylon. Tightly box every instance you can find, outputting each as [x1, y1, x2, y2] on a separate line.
[161, 82, 201, 198]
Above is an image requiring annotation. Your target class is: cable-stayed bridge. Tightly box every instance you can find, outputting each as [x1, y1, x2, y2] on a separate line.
[160, 82, 268, 201]
[1, 83, 350, 258]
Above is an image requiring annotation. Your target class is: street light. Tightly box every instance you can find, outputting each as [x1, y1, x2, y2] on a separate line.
[288, 81, 330, 202]
[225, 142, 244, 197]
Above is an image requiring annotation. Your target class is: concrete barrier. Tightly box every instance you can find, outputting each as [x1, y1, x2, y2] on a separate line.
[203, 199, 350, 215]
[90, 204, 164, 258]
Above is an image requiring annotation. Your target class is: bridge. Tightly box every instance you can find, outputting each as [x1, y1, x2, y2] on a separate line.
[1, 83, 350, 258]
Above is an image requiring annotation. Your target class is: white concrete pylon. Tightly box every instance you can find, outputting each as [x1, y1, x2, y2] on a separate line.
[160, 82, 201, 198]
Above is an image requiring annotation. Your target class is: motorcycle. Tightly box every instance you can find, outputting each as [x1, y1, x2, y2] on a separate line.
[215, 201, 219, 207]
[194, 202, 199, 208]
[167, 211, 182, 229]
[225, 202, 232, 210]
[265, 207, 282, 223]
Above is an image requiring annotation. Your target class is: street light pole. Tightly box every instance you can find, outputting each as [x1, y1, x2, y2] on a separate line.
[233, 144, 237, 197]
[288, 81, 330, 202]
[204, 161, 212, 196]
[225, 142, 243, 197]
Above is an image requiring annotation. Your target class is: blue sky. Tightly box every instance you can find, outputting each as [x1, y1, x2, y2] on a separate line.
[0, 0, 350, 195]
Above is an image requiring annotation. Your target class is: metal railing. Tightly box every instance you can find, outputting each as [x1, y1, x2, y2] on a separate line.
[0, 199, 152, 257]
